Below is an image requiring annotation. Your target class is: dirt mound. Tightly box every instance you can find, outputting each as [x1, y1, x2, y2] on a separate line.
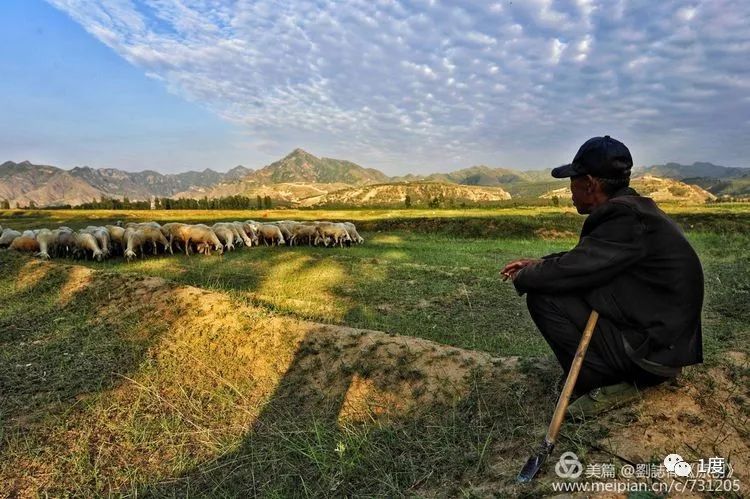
[534, 228, 577, 240]
[594, 354, 749, 486]
[40, 259, 518, 420]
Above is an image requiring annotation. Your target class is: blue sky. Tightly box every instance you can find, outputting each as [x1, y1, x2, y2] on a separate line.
[1, 1, 749, 175]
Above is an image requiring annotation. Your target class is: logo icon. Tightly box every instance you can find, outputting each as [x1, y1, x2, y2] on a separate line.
[555, 451, 583, 479]
[664, 453, 692, 477]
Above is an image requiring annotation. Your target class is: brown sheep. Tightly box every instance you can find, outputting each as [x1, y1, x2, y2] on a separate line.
[9, 235, 40, 253]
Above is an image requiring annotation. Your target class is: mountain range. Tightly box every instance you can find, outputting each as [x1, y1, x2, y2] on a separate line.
[0, 151, 744, 208]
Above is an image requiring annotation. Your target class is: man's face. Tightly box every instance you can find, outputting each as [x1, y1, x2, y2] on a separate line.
[570, 175, 594, 214]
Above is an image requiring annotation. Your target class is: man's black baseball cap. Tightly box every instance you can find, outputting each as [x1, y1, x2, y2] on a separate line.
[551, 135, 633, 179]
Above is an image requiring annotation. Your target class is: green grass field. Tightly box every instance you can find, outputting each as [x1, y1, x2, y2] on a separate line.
[1, 206, 749, 496]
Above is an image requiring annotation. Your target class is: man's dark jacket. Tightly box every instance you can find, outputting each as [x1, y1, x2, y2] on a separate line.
[513, 187, 703, 368]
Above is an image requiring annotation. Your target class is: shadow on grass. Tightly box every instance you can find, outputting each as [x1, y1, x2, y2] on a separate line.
[0, 256, 166, 423]
[138, 329, 548, 497]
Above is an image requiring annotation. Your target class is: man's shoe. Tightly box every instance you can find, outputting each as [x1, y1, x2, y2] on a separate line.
[567, 382, 640, 420]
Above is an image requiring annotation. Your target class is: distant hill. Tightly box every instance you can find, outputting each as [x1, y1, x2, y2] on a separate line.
[635, 162, 750, 180]
[634, 162, 750, 198]
[0, 160, 252, 207]
[392, 165, 554, 186]
[174, 149, 387, 202]
[539, 176, 717, 203]
[682, 176, 750, 198]
[391, 165, 562, 200]
[298, 181, 511, 207]
[248, 148, 389, 185]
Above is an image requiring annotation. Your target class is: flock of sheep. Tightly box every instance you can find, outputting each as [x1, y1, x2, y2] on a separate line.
[0, 220, 364, 261]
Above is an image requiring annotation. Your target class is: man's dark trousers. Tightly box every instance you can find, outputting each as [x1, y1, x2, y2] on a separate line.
[526, 292, 670, 394]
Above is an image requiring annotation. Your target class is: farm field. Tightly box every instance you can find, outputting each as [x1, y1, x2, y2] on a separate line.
[1, 206, 749, 497]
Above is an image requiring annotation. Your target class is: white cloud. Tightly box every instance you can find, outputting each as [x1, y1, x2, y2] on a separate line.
[45, 0, 750, 171]
[549, 38, 567, 64]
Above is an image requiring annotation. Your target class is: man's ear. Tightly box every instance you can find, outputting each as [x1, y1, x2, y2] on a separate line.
[585, 174, 596, 193]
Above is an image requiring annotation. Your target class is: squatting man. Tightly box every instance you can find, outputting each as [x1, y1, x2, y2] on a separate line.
[501, 136, 703, 417]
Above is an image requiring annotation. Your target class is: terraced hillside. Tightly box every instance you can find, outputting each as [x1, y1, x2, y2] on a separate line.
[300, 181, 512, 207]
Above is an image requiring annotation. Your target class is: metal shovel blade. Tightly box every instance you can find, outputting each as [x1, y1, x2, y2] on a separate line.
[517, 440, 554, 483]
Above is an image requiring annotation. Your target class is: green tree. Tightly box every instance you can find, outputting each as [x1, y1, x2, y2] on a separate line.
[0, 199, 10, 209]
[263, 195, 272, 209]
[404, 194, 412, 208]
[257, 195, 263, 209]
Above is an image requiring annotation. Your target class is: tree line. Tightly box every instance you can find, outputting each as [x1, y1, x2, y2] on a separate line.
[10, 195, 276, 210]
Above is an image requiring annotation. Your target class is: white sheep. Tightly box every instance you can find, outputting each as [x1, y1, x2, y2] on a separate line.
[74, 232, 104, 261]
[258, 224, 285, 246]
[0, 228, 22, 248]
[211, 223, 236, 251]
[35, 228, 57, 259]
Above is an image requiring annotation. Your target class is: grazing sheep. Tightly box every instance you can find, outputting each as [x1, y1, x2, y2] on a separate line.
[232, 222, 254, 247]
[126, 221, 161, 230]
[343, 222, 364, 244]
[258, 224, 285, 246]
[315, 223, 352, 248]
[0, 228, 22, 248]
[289, 224, 318, 246]
[161, 222, 188, 253]
[82, 226, 112, 257]
[178, 225, 223, 256]
[3, 217, 363, 262]
[55, 229, 76, 257]
[35, 228, 57, 259]
[10, 235, 40, 253]
[142, 226, 170, 255]
[227, 223, 246, 247]
[123, 227, 147, 262]
[74, 232, 104, 261]
[242, 221, 261, 245]
[105, 225, 126, 255]
[213, 222, 246, 248]
[271, 221, 295, 243]
[211, 223, 236, 251]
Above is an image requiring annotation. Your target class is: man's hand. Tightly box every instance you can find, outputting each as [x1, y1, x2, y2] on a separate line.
[500, 258, 541, 281]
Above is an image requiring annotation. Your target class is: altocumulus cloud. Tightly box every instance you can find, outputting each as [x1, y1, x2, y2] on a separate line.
[47, 0, 750, 171]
